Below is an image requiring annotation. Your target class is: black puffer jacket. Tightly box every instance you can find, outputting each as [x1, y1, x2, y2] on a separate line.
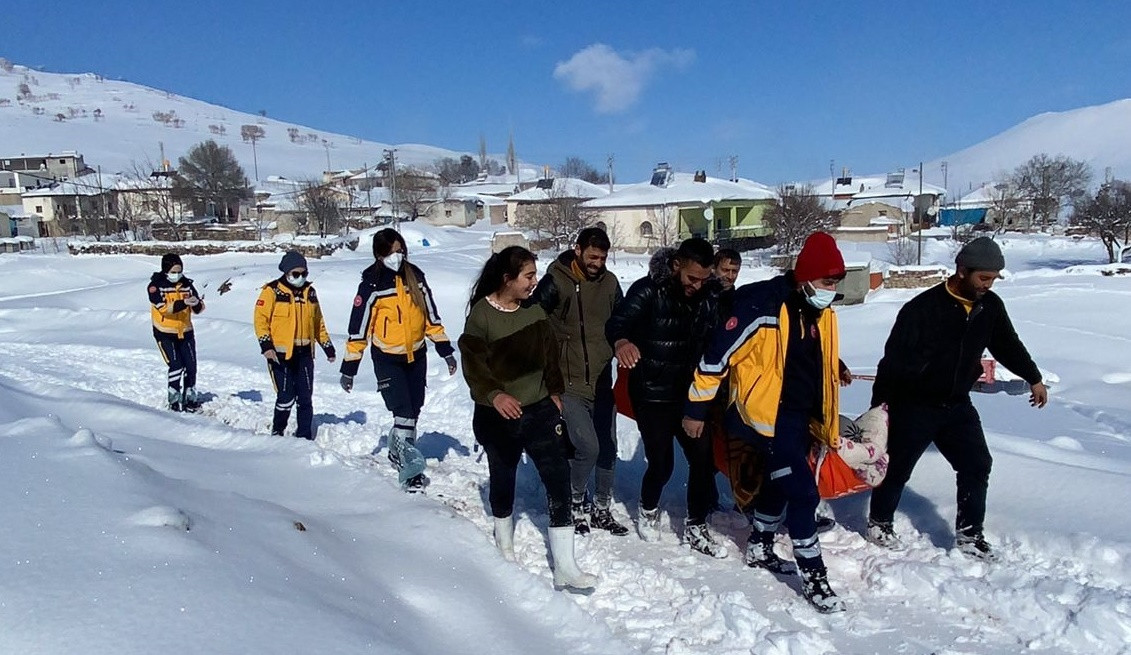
[606, 248, 719, 403]
[872, 282, 1042, 407]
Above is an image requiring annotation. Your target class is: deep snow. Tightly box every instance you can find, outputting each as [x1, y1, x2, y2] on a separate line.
[1, 225, 1129, 654]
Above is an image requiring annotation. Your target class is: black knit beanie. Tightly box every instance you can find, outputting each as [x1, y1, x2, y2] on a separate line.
[279, 250, 308, 273]
[161, 253, 183, 274]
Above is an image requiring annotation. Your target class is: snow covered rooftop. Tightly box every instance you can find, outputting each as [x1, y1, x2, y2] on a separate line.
[584, 172, 776, 208]
[21, 173, 118, 197]
[507, 177, 610, 202]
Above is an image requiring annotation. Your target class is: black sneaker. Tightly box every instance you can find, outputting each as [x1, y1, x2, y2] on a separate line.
[590, 506, 629, 536]
[800, 566, 846, 613]
[866, 519, 903, 549]
[815, 514, 837, 533]
[956, 529, 997, 561]
[572, 501, 591, 535]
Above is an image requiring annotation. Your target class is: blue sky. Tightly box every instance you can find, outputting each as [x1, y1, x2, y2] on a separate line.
[5, 1, 1131, 184]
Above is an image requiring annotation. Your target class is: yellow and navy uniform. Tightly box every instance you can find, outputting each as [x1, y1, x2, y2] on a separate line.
[148, 272, 203, 338]
[253, 278, 334, 360]
[685, 274, 841, 449]
[341, 263, 453, 376]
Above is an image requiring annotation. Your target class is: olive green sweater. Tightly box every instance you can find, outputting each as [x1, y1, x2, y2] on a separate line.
[458, 298, 564, 407]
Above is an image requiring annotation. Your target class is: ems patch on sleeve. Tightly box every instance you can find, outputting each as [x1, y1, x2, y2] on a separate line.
[353, 295, 363, 307]
[725, 317, 738, 330]
[256, 299, 265, 306]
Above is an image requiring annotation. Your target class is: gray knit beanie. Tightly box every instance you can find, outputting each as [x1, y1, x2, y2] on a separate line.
[955, 237, 1005, 272]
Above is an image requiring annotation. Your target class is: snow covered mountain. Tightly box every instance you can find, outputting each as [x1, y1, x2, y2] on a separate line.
[0, 60, 477, 180]
[929, 98, 1131, 193]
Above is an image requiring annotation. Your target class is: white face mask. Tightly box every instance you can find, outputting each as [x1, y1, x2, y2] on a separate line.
[804, 282, 837, 309]
[287, 274, 306, 287]
[383, 252, 404, 271]
[167, 272, 182, 283]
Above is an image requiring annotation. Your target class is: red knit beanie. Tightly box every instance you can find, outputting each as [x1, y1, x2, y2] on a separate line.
[793, 232, 845, 283]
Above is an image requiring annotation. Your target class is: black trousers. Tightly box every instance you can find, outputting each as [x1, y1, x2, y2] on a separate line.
[269, 349, 315, 440]
[869, 400, 992, 534]
[155, 330, 197, 393]
[472, 398, 572, 527]
[632, 393, 715, 525]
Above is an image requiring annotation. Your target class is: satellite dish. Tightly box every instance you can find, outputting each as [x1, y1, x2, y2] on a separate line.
[703, 207, 714, 220]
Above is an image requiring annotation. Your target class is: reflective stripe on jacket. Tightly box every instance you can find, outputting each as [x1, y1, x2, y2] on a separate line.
[148, 273, 200, 338]
[341, 263, 453, 376]
[253, 279, 332, 359]
[686, 274, 841, 448]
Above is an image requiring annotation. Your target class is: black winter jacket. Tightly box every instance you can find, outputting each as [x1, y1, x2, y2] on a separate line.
[605, 248, 719, 403]
[872, 282, 1042, 408]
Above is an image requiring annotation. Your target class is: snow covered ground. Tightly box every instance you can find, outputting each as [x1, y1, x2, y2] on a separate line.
[1, 226, 1129, 654]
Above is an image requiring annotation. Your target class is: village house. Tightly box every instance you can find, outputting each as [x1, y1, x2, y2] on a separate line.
[583, 165, 777, 252]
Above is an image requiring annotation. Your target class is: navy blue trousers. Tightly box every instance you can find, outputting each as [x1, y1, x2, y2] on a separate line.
[269, 349, 314, 439]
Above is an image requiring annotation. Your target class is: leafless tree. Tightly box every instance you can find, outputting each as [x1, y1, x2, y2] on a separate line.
[118, 159, 186, 240]
[514, 183, 600, 249]
[764, 184, 838, 254]
[1072, 180, 1131, 263]
[983, 179, 1029, 233]
[392, 168, 438, 220]
[1010, 154, 1092, 230]
[299, 181, 345, 238]
[885, 237, 917, 266]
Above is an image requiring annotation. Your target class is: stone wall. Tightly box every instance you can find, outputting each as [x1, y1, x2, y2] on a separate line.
[68, 237, 359, 259]
[884, 266, 948, 288]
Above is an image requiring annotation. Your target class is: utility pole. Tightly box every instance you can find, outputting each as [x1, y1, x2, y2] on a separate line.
[364, 161, 372, 222]
[729, 155, 738, 182]
[606, 154, 615, 193]
[941, 160, 949, 195]
[384, 148, 398, 229]
[916, 161, 924, 265]
[323, 141, 332, 172]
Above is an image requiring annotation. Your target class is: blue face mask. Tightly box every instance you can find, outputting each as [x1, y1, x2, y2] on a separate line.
[804, 283, 837, 309]
[166, 272, 182, 283]
[287, 274, 306, 287]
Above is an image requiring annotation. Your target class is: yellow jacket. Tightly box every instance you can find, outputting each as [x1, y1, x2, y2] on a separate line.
[148, 273, 203, 338]
[253, 279, 333, 360]
[341, 263, 453, 375]
[686, 275, 840, 448]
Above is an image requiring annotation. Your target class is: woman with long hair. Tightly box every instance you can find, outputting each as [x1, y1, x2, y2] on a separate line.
[340, 228, 456, 491]
[458, 246, 596, 593]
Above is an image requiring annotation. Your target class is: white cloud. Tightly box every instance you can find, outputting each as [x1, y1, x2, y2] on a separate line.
[553, 43, 695, 114]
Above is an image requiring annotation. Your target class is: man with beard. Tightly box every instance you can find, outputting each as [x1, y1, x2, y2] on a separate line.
[867, 237, 1048, 560]
[530, 227, 629, 536]
[606, 238, 725, 558]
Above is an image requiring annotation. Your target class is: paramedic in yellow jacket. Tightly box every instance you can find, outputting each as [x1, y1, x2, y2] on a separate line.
[149, 253, 205, 412]
[254, 250, 336, 440]
[682, 232, 851, 614]
[339, 229, 455, 488]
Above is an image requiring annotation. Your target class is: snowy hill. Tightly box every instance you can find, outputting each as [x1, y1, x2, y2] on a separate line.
[930, 98, 1131, 193]
[0, 61, 480, 180]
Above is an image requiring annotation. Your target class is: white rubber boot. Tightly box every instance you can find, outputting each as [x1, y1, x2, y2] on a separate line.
[493, 515, 515, 562]
[548, 526, 597, 593]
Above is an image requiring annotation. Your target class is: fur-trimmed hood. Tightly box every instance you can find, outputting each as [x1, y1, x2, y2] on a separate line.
[648, 247, 677, 284]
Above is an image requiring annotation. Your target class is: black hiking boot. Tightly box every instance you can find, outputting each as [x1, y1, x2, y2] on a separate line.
[572, 500, 591, 535]
[744, 534, 796, 574]
[956, 528, 997, 561]
[590, 506, 629, 536]
[403, 473, 428, 493]
[800, 566, 846, 613]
